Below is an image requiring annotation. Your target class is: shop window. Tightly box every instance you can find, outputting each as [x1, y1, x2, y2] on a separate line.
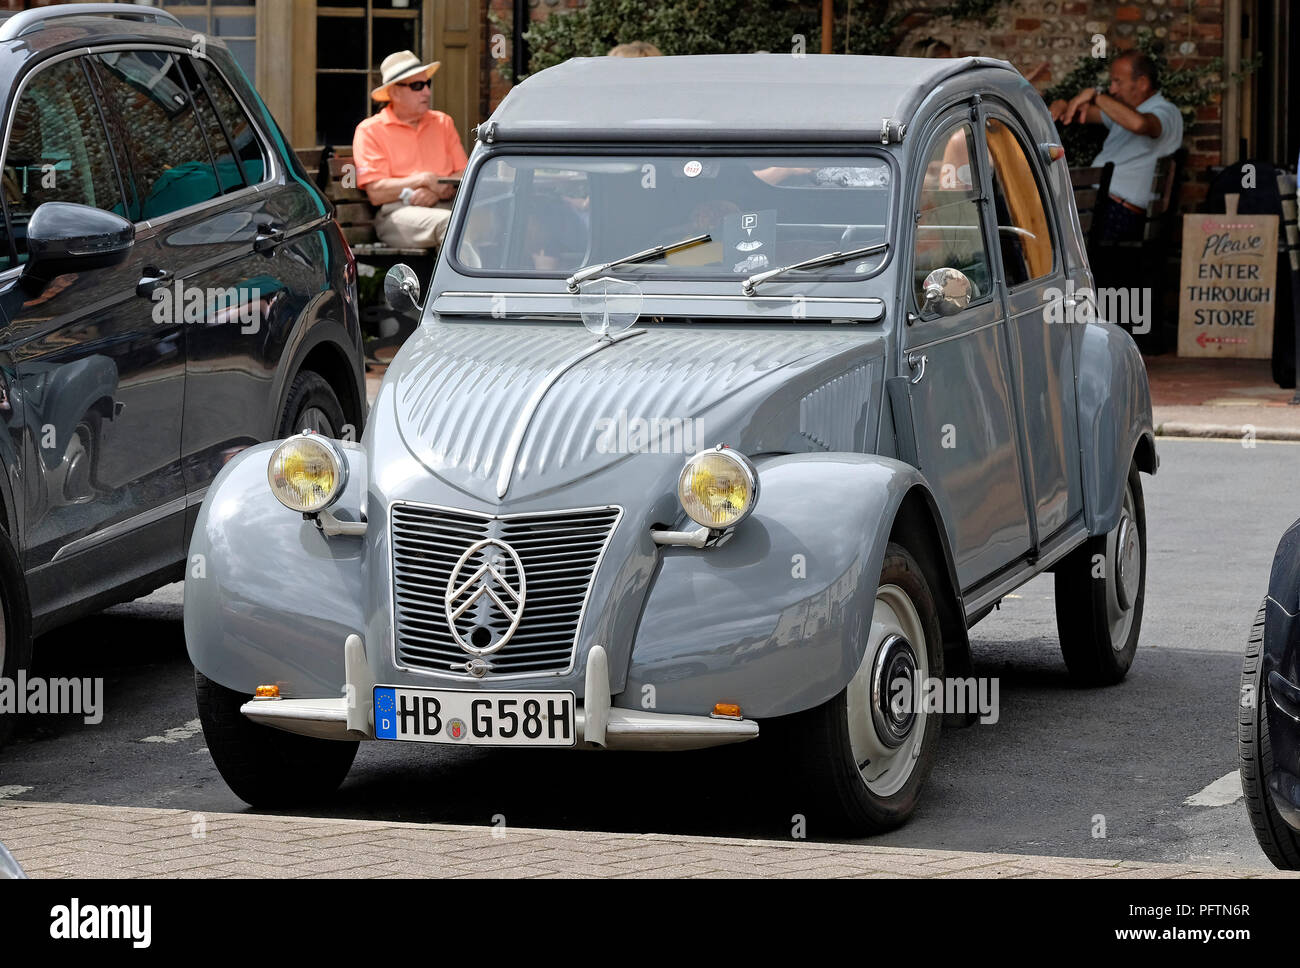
[315, 1, 422, 146]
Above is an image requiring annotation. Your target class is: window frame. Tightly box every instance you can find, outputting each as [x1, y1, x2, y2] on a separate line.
[979, 103, 1061, 294]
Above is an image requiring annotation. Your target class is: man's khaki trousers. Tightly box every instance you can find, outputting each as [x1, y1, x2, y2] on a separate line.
[373, 201, 453, 248]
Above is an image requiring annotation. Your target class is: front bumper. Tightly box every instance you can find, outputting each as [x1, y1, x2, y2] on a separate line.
[239, 637, 759, 751]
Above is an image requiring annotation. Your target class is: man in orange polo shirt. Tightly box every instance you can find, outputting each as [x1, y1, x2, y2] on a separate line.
[352, 50, 468, 249]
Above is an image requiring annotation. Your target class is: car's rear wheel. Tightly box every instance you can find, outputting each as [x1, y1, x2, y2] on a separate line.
[195, 671, 358, 808]
[1239, 600, 1300, 870]
[767, 543, 943, 835]
[1054, 462, 1146, 685]
[277, 370, 347, 440]
[0, 526, 32, 750]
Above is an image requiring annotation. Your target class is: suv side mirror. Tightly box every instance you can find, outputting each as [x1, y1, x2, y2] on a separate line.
[384, 264, 422, 314]
[919, 267, 972, 317]
[20, 202, 134, 295]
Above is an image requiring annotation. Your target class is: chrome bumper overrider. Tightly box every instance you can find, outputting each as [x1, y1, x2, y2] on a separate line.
[240, 638, 760, 751]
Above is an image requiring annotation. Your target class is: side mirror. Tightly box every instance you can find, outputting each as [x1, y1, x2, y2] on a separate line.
[20, 202, 134, 294]
[383, 263, 422, 314]
[919, 267, 972, 317]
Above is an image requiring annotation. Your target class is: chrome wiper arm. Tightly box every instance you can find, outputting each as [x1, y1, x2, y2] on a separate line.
[565, 234, 710, 293]
[741, 241, 889, 297]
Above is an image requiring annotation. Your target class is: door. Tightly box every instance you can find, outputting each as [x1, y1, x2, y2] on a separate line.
[0, 54, 186, 614]
[902, 108, 1033, 592]
[980, 107, 1083, 540]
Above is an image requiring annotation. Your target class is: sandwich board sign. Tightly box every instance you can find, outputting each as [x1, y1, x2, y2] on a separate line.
[1178, 194, 1279, 358]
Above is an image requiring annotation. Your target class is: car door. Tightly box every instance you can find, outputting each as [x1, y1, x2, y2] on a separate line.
[87, 48, 317, 517]
[901, 106, 1033, 592]
[979, 105, 1084, 542]
[0, 53, 186, 616]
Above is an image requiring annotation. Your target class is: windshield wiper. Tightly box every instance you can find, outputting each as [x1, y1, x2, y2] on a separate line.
[741, 241, 889, 296]
[565, 234, 711, 293]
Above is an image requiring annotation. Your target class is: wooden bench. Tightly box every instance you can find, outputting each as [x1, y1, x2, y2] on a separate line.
[1068, 161, 1114, 251]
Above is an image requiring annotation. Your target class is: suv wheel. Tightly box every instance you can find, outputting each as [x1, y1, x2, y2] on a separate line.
[277, 370, 346, 440]
[0, 526, 33, 749]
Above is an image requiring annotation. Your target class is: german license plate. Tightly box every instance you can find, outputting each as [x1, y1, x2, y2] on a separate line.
[373, 686, 576, 747]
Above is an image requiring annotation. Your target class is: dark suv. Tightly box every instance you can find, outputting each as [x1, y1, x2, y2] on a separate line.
[0, 3, 365, 742]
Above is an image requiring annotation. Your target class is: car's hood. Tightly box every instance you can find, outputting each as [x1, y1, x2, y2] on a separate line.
[387, 318, 885, 505]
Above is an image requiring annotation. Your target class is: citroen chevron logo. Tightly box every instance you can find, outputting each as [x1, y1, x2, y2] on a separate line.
[444, 538, 527, 655]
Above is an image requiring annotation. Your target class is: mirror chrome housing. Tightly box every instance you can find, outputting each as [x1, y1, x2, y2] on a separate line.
[383, 263, 422, 314]
[919, 267, 972, 317]
[20, 202, 134, 294]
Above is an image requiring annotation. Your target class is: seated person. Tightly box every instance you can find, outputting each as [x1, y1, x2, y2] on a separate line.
[352, 50, 468, 249]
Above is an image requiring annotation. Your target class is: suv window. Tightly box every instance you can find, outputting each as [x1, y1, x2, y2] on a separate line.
[191, 58, 267, 186]
[985, 117, 1054, 287]
[3, 58, 124, 269]
[913, 121, 990, 305]
[89, 50, 227, 221]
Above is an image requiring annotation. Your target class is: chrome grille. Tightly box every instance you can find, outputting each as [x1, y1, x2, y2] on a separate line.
[390, 503, 620, 677]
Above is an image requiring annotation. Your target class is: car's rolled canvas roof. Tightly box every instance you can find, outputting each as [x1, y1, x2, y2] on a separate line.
[482, 53, 1020, 144]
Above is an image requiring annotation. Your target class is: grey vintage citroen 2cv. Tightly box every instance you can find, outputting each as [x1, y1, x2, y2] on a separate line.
[185, 54, 1156, 833]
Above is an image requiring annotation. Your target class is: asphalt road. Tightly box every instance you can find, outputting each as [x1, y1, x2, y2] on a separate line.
[0, 437, 1293, 869]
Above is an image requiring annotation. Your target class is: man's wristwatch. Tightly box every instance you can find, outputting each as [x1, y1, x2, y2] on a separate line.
[400, 187, 415, 206]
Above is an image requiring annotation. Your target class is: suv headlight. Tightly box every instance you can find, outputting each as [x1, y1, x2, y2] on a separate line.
[677, 445, 759, 530]
[267, 432, 347, 513]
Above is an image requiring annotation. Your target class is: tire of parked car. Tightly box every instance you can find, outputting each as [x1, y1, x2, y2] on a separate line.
[1053, 462, 1146, 686]
[1239, 600, 1300, 870]
[194, 670, 358, 808]
[277, 370, 347, 441]
[765, 542, 943, 835]
[0, 526, 33, 749]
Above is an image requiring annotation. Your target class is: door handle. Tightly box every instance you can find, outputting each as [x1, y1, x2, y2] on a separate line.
[253, 221, 286, 255]
[908, 352, 928, 385]
[136, 267, 172, 298]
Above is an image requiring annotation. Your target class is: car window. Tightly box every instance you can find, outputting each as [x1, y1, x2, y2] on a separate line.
[985, 117, 1054, 287]
[89, 51, 225, 221]
[191, 57, 267, 186]
[455, 153, 893, 282]
[913, 121, 990, 306]
[3, 58, 125, 269]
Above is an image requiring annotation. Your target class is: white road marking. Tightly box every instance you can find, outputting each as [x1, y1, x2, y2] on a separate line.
[140, 719, 202, 744]
[1183, 771, 1243, 807]
[0, 785, 33, 799]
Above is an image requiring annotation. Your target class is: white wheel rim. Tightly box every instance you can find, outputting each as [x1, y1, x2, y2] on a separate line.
[1106, 480, 1141, 650]
[846, 583, 930, 798]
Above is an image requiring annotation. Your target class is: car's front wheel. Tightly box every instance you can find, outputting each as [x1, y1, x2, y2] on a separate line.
[277, 370, 347, 441]
[1239, 600, 1300, 870]
[195, 671, 358, 808]
[767, 543, 943, 835]
[1054, 462, 1146, 685]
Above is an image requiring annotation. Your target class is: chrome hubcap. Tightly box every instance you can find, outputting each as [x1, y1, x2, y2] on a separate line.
[846, 583, 929, 798]
[871, 634, 919, 749]
[1105, 481, 1141, 651]
[297, 406, 335, 438]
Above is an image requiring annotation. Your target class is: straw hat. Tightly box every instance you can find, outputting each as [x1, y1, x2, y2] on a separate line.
[371, 50, 441, 102]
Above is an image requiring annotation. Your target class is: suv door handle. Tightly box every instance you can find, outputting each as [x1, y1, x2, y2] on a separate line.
[136, 267, 172, 298]
[254, 221, 286, 255]
[908, 352, 928, 385]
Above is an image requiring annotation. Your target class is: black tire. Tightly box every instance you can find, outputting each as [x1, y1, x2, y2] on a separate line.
[764, 543, 943, 835]
[0, 526, 32, 750]
[1054, 462, 1146, 685]
[1239, 600, 1300, 870]
[195, 670, 358, 808]
[276, 370, 347, 440]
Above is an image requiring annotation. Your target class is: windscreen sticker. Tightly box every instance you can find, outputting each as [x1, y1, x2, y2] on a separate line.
[723, 209, 776, 273]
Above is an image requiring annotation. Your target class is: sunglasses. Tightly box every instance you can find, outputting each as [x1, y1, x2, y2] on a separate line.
[396, 79, 430, 92]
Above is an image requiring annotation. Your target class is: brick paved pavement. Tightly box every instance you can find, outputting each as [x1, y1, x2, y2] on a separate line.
[1, 802, 1294, 879]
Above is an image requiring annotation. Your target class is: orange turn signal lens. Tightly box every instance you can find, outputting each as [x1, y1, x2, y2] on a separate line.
[254, 684, 280, 699]
[713, 702, 741, 718]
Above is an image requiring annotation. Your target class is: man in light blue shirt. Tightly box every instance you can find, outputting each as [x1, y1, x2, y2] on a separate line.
[1050, 51, 1184, 241]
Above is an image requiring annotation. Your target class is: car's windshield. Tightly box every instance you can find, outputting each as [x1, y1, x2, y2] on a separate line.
[454, 154, 893, 283]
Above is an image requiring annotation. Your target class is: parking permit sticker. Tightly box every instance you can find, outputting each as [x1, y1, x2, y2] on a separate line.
[723, 209, 776, 273]
[683, 160, 702, 177]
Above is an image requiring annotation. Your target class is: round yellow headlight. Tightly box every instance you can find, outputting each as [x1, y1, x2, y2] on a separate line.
[267, 433, 346, 513]
[677, 447, 759, 530]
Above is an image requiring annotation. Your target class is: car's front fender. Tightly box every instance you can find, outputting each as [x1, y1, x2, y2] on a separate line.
[621, 453, 964, 720]
[184, 441, 367, 696]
